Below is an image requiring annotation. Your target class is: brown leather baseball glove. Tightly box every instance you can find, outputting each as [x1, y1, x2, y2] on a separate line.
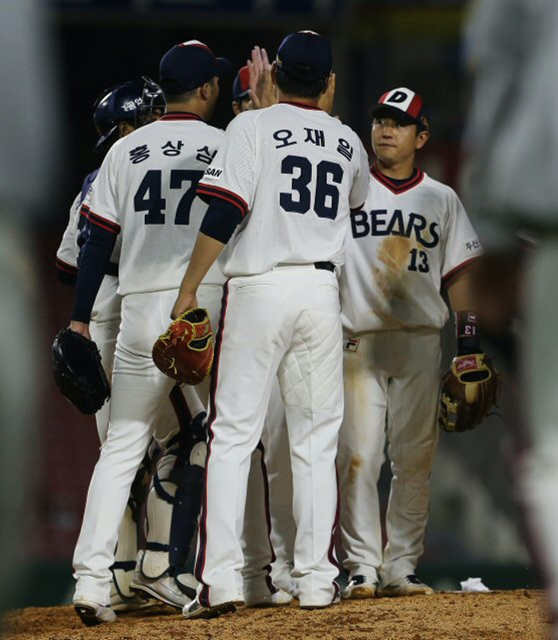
[152, 308, 214, 385]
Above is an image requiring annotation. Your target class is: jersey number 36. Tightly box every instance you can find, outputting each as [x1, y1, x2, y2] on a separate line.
[280, 155, 344, 220]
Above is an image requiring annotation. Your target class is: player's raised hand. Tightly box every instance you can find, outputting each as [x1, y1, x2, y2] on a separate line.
[318, 72, 336, 115]
[247, 46, 277, 110]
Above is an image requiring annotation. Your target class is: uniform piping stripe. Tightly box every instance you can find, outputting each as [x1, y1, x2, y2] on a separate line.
[160, 112, 203, 122]
[197, 184, 248, 218]
[195, 281, 230, 607]
[80, 204, 120, 234]
[371, 164, 424, 194]
[441, 256, 480, 288]
[327, 466, 341, 572]
[257, 440, 279, 595]
[55, 257, 78, 275]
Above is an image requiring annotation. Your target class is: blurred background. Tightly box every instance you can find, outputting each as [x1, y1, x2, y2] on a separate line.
[4, 0, 537, 609]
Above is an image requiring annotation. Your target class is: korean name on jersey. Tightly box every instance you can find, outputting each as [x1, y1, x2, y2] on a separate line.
[340, 169, 482, 334]
[81, 116, 224, 295]
[197, 103, 370, 277]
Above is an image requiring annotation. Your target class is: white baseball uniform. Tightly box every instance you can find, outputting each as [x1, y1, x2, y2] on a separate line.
[72, 112, 225, 607]
[56, 173, 121, 443]
[338, 166, 482, 585]
[192, 102, 369, 608]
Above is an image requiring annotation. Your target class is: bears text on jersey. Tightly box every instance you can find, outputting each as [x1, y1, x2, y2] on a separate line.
[350, 208, 440, 248]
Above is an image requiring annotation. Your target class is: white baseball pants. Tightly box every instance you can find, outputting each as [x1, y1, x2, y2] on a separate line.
[196, 265, 343, 608]
[89, 275, 121, 444]
[73, 285, 221, 605]
[338, 328, 441, 585]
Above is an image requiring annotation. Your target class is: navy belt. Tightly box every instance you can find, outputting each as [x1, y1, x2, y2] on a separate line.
[105, 262, 119, 277]
[314, 261, 335, 272]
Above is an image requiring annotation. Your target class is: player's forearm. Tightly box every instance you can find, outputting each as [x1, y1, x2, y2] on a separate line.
[447, 270, 476, 313]
[70, 226, 116, 323]
[182, 232, 224, 293]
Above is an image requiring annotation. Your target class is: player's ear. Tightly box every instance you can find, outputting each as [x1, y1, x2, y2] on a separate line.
[118, 121, 135, 138]
[270, 62, 278, 86]
[199, 82, 210, 101]
[415, 129, 430, 150]
[232, 101, 241, 116]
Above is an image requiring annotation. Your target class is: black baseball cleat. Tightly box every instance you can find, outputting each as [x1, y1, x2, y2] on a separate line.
[182, 596, 243, 620]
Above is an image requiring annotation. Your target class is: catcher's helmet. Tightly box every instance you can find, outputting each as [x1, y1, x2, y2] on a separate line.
[93, 77, 166, 150]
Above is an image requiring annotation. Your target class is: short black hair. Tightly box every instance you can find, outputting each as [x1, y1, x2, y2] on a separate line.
[275, 68, 327, 99]
[161, 81, 199, 101]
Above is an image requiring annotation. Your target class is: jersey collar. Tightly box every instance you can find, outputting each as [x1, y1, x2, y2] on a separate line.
[371, 163, 424, 194]
[279, 100, 323, 111]
[160, 112, 203, 121]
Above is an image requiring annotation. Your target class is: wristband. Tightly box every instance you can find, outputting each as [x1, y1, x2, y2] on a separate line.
[455, 311, 481, 355]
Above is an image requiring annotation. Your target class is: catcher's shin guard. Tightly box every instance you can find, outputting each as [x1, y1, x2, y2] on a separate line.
[140, 410, 207, 592]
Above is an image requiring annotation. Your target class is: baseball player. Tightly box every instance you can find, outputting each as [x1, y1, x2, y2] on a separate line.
[56, 79, 166, 612]
[231, 64, 251, 114]
[172, 30, 370, 618]
[229, 62, 298, 600]
[337, 88, 483, 598]
[462, 0, 558, 635]
[67, 40, 231, 626]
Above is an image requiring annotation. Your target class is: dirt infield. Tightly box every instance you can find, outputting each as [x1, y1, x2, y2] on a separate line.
[1, 590, 551, 640]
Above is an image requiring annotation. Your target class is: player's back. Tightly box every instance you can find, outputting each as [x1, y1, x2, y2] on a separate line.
[201, 103, 369, 276]
[83, 114, 224, 295]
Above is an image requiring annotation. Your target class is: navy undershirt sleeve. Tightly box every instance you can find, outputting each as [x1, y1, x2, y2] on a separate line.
[71, 224, 117, 323]
[200, 198, 243, 244]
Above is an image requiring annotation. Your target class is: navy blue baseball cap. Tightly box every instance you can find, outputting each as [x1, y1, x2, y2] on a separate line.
[275, 30, 332, 82]
[233, 65, 250, 102]
[159, 40, 232, 93]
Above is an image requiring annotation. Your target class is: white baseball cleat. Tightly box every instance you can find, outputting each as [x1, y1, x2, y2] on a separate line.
[73, 598, 117, 626]
[342, 575, 377, 599]
[245, 588, 293, 608]
[299, 590, 341, 610]
[377, 574, 434, 597]
[130, 571, 196, 609]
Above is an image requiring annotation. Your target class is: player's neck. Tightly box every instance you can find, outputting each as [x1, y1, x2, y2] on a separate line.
[277, 90, 320, 108]
[165, 100, 207, 121]
[376, 158, 416, 180]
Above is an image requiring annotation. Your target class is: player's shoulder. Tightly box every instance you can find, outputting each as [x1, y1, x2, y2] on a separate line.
[420, 172, 461, 199]
[421, 171, 452, 192]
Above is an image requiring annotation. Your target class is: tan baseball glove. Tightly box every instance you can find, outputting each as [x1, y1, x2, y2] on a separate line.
[438, 352, 499, 433]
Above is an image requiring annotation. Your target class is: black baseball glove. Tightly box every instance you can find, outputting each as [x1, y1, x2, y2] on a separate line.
[52, 327, 110, 414]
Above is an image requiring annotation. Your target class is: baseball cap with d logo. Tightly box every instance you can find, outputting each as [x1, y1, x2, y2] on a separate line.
[370, 87, 430, 131]
[232, 65, 250, 102]
[159, 40, 232, 94]
[275, 30, 332, 82]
